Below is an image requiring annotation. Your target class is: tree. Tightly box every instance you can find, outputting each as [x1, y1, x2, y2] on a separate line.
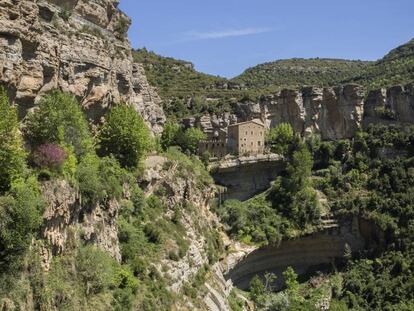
[160, 122, 181, 150]
[98, 105, 152, 168]
[266, 123, 294, 155]
[0, 177, 44, 269]
[250, 275, 266, 302]
[0, 88, 26, 192]
[178, 127, 205, 154]
[283, 267, 302, 303]
[24, 91, 92, 156]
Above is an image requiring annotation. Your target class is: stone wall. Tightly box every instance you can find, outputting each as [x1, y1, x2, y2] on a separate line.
[0, 0, 165, 134]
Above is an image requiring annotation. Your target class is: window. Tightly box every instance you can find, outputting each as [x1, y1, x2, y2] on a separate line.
[258, 141, 261, 146]
[251, 131, 253, 135]
[251, 142, 254, 146]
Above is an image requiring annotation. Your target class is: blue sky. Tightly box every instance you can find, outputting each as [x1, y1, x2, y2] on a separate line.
[119, 0, 414, 78]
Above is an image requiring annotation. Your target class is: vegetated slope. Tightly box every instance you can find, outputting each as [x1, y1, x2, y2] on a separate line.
[347, 38, 414, 89]
[232, 58, 372, 89]
[133, 49, 260, 119]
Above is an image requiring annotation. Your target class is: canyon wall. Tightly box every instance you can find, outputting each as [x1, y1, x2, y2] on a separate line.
[225, 217, 365, 291]
[195, 82, 414, 141]
[211, 154, 285, 201]
[0, 0, 165, 134]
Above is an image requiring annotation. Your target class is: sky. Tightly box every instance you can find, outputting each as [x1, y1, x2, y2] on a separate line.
[119, 0, 414, 78]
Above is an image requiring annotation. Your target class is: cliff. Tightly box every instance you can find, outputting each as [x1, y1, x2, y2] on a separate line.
[193, 82, 414, 141]
[0, 0, 165, 134]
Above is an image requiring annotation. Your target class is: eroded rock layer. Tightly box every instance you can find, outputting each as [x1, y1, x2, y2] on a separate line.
[225, 217, 370, 291]
[0, 0, 165, 134]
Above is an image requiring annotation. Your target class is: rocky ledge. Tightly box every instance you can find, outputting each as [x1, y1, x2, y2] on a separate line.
[0, 0, 165, 134]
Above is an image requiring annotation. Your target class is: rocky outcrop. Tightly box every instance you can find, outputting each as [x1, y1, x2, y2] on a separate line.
[40, 179, 121, 270]
[211, 154, 285, 201]
[0, 0, 165, 134]
[363, 83, 414, 128]
[254, 84, 365, 140]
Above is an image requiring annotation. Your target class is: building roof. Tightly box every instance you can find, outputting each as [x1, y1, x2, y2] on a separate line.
[228, 119, 265, 128]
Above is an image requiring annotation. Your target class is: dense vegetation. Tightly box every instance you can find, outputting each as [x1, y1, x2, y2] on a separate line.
[215, 126, 321, 246]
[220, 124, 414, 310]
[0, 89, 222, 310]
[232, 58, 372, 89]
[133, 49, 263, 119]
[347, 39, 414, 89]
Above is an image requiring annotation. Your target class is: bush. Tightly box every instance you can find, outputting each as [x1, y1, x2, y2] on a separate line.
[98, 105, 152, 169]
[25, 91, 92, 157]
[0, 177, 44, 269]
[160, 122, 181, 150]
[76, 154, 126, 205]
[177, 127, 206, 154]
[266, 123, 294, 155]
[32, 143, 67, 170]
[0, 88, 26, 193]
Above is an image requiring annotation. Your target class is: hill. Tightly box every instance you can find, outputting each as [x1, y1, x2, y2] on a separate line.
[347, 38, 414, 88]
[232, 58, 372, 89]
[133, 49, 260, 119]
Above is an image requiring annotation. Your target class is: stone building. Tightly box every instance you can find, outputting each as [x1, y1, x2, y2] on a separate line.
[199, 119, 265, 158]
[198, 129, 227, 158]
[227, 119, 265, 155]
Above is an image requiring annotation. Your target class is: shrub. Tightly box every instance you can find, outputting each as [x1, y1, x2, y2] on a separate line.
[160, 122, 181, 150]
[266, 123, 294, 155]
[98, 105, 152, 169]
[25, 91, 92, 157]
[0, 88, 26, 193]
[177, 127, 206, 154]
[32, 143, 67, 170]
[76, 154, 125, 205]
[0, 177, 44, 270]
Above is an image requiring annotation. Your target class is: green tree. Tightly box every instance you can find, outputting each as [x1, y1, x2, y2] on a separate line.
[0, 177, 44, 269]
[283, 267, 302, 304]
[160, 122, 181, 150]
[0, 88, 26, 192]
[266, 123, 294, 155]
[249, 275, 266, 302]
[178, 127, 205, 154]
[98, 105, 152, 168]
[24, 91, 92, 156]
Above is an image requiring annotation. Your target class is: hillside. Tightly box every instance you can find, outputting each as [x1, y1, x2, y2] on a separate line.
[232, 58, 372, 89]
[133, 49, 261, 119]
[347, 38, 414, 88]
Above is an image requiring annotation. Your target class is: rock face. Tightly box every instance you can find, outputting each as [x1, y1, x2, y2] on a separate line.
[0, 0, 165, 134]
[40, 179, 121, 270]
[363, 83, 414, 128]
[211, 154, 285, 201]
[226, 217, 368, 291]
[254, 84, 365, 140]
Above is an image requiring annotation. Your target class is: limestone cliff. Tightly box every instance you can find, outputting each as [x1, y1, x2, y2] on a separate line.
[195, 82, 414, 141]
[0, 0, 165, 134]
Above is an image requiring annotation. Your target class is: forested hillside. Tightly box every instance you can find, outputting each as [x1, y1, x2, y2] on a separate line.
[232, 58, 372, 89]
[347, 39, 414, 89]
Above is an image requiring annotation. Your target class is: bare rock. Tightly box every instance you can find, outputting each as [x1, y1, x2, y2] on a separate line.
[0, 0, 165, 134]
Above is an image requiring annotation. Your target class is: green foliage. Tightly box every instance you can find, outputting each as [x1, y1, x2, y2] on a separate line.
[233, 58, 372, 89]
[25, 91, 92, 157]
[0, 177, 44, 270]
[177, 127, 206, 154]
[160, 122, 181, 150]
[76, 154, 126, 205]
[98, 105, 152, 169]
[269, 142, 320, 228]
[114, 17, 130, 37]
[0, 88, 26, 192]
[266, 123, 294, 155]
[348, 38, 414, 89]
